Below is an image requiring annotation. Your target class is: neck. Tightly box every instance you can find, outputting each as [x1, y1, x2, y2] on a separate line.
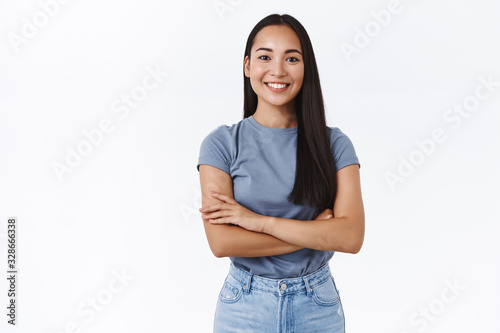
[252, 102, 298, 129]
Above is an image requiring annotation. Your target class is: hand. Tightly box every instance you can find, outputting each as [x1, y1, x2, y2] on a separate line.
[315, 208, 333, 220]
[199, 191, 266, 233]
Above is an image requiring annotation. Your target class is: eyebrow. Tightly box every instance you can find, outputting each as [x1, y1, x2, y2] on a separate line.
[255, 47, 302, 55]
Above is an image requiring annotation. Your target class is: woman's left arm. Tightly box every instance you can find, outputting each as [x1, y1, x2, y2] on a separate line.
[202, 164, 364, 254]
[264, 164, 364, 253]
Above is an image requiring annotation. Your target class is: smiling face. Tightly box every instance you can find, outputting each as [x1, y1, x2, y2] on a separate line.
[244, 24, 304, 113]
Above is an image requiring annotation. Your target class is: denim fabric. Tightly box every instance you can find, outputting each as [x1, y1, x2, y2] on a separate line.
[213, 262, 346, 333]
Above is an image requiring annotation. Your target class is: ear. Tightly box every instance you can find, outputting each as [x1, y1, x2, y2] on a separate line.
[244, 56, 250, 78]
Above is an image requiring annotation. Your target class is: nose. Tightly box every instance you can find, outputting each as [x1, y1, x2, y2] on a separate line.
[270, 59, 286, 77]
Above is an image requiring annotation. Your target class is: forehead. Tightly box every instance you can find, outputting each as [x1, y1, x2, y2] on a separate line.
[252, 25, 302, 52]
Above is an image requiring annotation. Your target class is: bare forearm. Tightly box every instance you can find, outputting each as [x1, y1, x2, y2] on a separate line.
[203, 222, 304, 258]
[262, 216, 364, 254]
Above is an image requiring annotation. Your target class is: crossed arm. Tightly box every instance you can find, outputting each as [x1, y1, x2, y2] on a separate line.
[198, 163, 364, 258]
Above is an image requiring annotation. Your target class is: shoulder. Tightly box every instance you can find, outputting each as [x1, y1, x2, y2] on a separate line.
[203, 124, 231, 141]
[199, 123, 235, 153]
[197, 118, 247, 173]
[202, 117, 246, 141]
[328, 126, 352, 141]
[327, 126, 356, 150]
[326, 126, 361, 171]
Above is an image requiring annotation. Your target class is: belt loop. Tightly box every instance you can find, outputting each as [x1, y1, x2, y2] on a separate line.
[242, 270, 252, 294]
[230, 263, 252, 294]
[303, 275, 312, 297]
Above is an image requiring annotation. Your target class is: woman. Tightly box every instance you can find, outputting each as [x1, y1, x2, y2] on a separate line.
[197, 13, 364, 332]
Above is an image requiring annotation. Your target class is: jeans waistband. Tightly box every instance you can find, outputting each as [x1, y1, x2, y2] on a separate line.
[228, 262, 332, 297]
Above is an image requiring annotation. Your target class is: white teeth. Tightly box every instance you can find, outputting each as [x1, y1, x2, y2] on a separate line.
[267, 83, 288, 89]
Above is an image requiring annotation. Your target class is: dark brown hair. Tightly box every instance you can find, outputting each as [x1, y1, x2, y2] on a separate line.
[243, 14, 337, 215]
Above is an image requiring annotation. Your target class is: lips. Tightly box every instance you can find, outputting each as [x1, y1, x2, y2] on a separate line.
[265, 82, 290, 91]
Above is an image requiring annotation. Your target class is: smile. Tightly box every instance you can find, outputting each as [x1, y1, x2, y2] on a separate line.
[265, 82, 290, 91]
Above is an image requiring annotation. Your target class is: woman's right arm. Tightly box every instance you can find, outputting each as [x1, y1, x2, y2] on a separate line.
[199, 164, 304, 258]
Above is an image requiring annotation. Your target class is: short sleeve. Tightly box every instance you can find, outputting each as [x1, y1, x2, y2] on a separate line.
[196, 125, 233, 174]
[329, 127, 360, 171]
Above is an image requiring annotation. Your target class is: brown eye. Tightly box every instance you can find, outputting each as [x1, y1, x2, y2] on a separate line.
[258, 55, 270, 60]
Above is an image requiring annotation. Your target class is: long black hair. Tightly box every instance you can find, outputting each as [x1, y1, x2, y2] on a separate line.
[243, 14, 337, 215]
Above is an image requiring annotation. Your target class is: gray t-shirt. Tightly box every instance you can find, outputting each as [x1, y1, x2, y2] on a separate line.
[197, 114, 360, 278]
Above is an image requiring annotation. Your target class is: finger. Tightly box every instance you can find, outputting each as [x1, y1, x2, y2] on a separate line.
[208, 217, 229, 224]
[315, 212, 329, 219]
[202, 208, 230, 220]
[210, 192, 227, 202]
[210, 191, 236, 204]
[202, 211, 220, 220]
[200, 205, 215, 213]
[200, 202, 225, 213]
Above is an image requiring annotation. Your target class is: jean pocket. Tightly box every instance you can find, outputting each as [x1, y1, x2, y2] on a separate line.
[311, 275, 341, 307]
[218, 276, 243, 304]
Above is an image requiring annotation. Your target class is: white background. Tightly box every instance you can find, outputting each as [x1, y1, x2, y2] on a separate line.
[1, 0, 499, 332]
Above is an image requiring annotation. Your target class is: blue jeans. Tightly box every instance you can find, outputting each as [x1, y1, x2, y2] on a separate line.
[213, 262, 346, 332]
